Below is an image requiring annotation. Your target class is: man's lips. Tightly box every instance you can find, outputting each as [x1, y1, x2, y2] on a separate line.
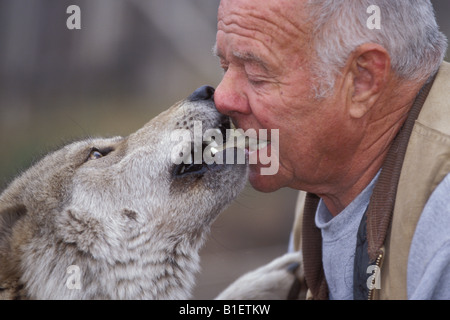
[208, 122, 271, 155]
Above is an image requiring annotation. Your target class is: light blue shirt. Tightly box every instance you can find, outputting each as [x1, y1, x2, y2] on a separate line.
[315, 171, 380, 300]
[408, 173, 450, 299]
[302, 172, 450, 300]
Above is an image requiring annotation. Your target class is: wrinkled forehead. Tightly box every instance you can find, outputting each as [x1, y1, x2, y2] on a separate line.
[217, 0, 309, 40]
[217, 0, 311, 66]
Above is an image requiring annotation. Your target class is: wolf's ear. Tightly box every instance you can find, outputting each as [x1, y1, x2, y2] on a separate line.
[0, 204, 28, 247]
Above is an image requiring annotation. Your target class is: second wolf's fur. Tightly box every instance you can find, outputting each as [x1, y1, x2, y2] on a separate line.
[0, 87, 248, 299]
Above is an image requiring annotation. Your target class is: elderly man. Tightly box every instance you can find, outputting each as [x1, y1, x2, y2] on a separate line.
[213, 0, 449, 300]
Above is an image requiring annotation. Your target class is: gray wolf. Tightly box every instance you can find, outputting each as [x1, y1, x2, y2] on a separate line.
[0, 86, 248, 299]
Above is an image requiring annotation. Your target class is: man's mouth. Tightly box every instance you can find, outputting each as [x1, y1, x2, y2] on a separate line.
[172, 117, 273, 177]
[208, 121, 271, 156]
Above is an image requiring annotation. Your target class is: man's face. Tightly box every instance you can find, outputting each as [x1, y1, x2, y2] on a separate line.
[214, 0, 357, 193]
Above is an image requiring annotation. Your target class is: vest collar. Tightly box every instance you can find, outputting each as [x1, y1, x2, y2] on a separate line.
[301, 74, 437, 300]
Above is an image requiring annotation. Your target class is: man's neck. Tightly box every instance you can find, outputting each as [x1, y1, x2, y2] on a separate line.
[319, 80, 425, 216]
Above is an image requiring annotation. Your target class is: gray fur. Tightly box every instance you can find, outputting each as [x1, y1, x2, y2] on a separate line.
[0, 97, 247, 299]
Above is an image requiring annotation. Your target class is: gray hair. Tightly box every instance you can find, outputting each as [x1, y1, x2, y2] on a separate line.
[307, 0, 448, 98]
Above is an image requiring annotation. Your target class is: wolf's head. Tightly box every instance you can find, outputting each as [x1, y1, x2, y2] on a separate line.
[0, 86, 248, 299]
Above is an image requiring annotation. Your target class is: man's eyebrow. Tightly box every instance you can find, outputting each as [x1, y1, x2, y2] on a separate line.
[233, 51, 265, 65]
[212, 43, 270, 71]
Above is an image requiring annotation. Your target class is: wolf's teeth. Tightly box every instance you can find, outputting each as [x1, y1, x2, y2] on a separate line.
[211, 138, 270, 153]
[256, 139, 268, 150]
[206, 128, 271, 153]
[210, 147, 219, 155]
[212, 144, 226, 152]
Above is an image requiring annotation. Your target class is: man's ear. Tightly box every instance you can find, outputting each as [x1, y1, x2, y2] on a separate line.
[344, 43, 391, 119]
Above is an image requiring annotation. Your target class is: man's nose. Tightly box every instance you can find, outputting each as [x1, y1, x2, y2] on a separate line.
[214, 71, 251, 116]
[188, 85, 215, 102]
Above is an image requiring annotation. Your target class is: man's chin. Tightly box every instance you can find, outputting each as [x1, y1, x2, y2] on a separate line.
[248, 164, 285, 193]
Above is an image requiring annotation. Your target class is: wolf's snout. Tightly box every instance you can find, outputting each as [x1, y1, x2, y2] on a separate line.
[0, 83, 249, 300]
[188, 85, 215, 102]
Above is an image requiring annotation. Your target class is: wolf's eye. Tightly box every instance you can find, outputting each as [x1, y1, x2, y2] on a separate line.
[86, 147, 114, 161]
[88, 148, 104, 161]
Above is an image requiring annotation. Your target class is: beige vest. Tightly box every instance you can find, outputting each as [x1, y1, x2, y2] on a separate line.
[292, 61, 450, 299]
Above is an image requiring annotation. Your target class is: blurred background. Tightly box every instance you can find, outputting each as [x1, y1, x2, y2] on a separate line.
[0, 0, 448, 299]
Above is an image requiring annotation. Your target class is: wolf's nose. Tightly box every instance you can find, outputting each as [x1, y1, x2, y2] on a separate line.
[188, 85, 215, 102]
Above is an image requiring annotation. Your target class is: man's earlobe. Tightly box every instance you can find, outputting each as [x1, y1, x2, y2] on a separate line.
[347, 43, 391, 119]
